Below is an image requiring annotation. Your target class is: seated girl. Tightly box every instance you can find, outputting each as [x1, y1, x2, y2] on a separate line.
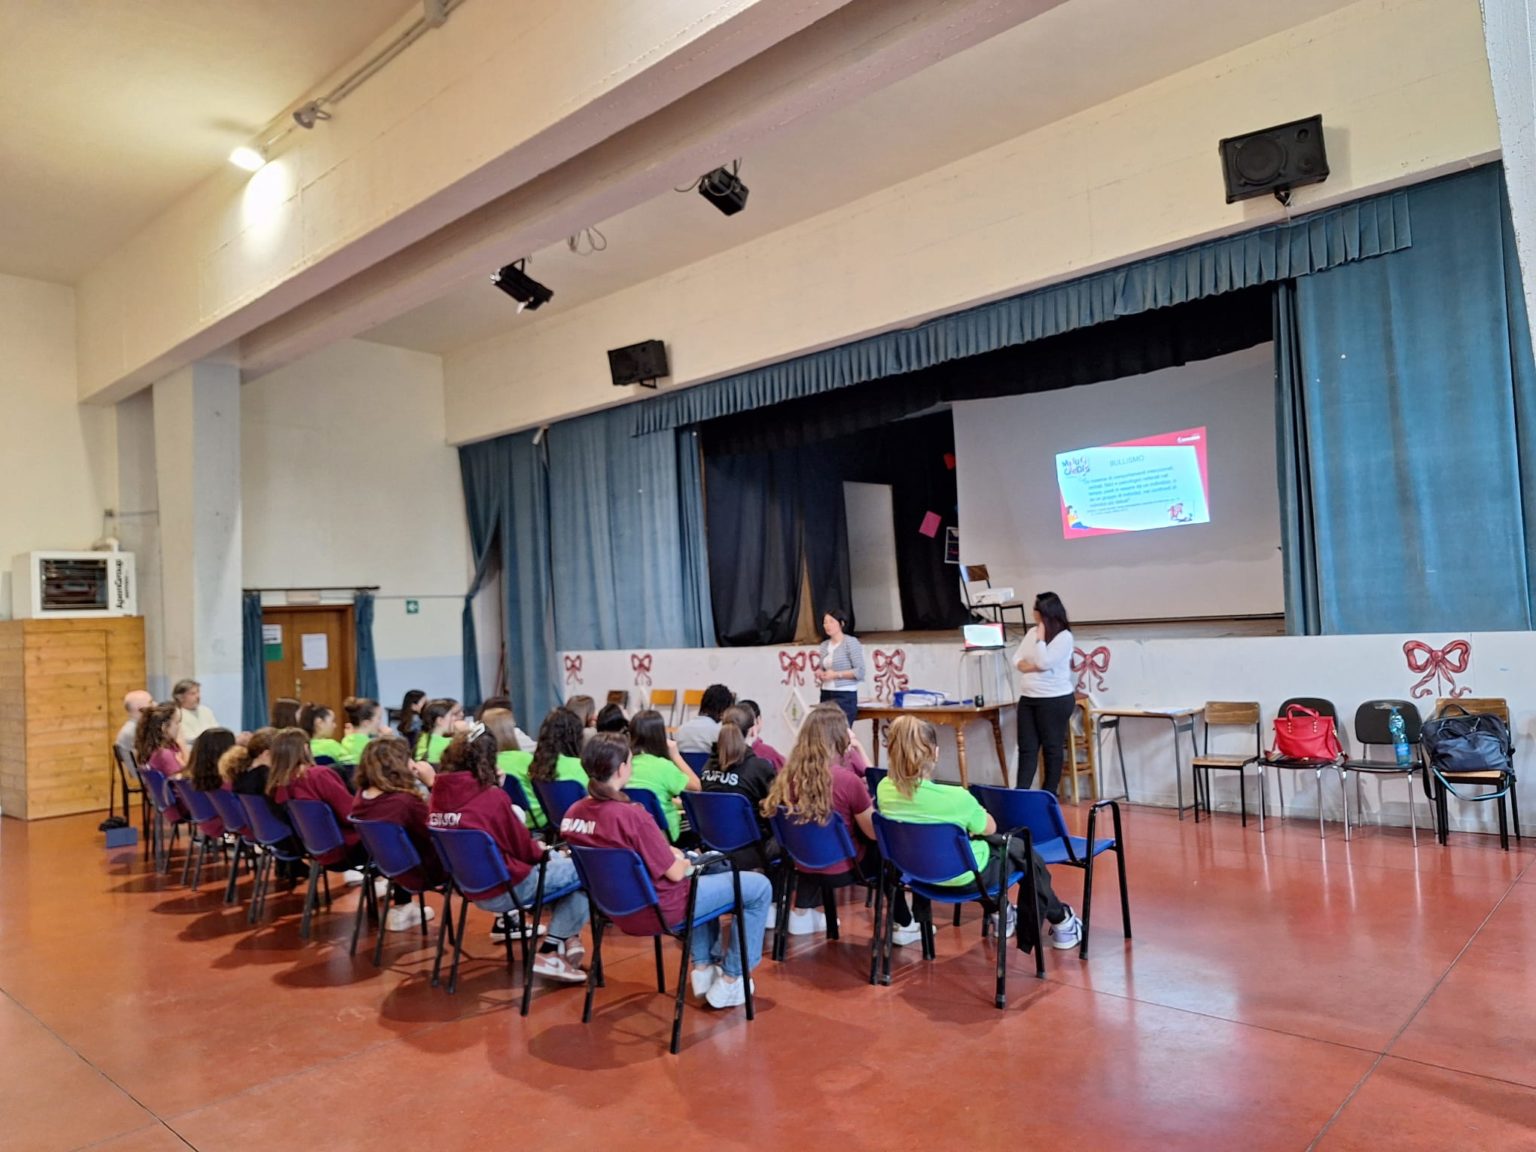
[222, 727, 277, 795]
[562, 733, 772, 1010]
[267, 728, 367, 883]
[483, 708, 541, 827]
[700, 704, 778, 866]
[415, 698, 464, 765]
[763, 703, 919, 943]
[475, 695, 536, 749]
[877, 714, 1082, 949]
[595, 702, 629, 736]
[626, 709, 701, 842]
[351, 737, 441, 931]
[428, 727, 588, 982]
[184, 727, 236, 839]
[340, 697, 385, 766]
[565, 694, 597, 747]
[135, 703, 185, 781]
[738, 699, 785, 772]
[300, 704, 349, 770]
[528, 707, 590, 793]
[271, 697, 301, 730]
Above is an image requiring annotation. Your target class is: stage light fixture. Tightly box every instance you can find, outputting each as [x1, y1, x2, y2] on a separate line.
[292, 100, 331, 130]
[491, 260, 553, 312]
[229, 145, 267, 172]
[698, 161, 748, 216]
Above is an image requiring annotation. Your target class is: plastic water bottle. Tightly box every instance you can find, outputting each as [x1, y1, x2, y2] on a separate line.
[1389, 707, 1411, 766]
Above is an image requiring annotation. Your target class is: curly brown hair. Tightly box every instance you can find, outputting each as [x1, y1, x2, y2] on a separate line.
[762, 703, 849, 823]
[356, 737, 417, 795]
[439, 728, 499, 789]
[134, 703, 179, 766]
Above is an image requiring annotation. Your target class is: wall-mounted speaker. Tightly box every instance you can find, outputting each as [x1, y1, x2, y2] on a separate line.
[1218, 114, 1328, 205]
[608, 339, 669, 388]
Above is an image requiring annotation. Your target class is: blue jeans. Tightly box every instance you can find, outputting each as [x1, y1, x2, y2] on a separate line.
[474, 853, 589, 942]
[688, 870, 773, 978]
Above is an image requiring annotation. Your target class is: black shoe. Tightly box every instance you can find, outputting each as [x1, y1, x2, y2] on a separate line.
[490, 912, 548, 939]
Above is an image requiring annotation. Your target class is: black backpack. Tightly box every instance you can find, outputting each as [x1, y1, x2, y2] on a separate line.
[1421, 705, 1515, 798]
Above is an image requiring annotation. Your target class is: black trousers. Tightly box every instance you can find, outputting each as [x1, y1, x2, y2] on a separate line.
[1016, 692, 1077, 794]
[820, 690, 859, 728]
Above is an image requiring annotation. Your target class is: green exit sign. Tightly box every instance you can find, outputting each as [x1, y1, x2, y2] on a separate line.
[405, 599, 420, 615]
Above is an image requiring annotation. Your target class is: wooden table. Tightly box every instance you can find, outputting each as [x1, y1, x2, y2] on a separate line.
[1092, 705, 1204, 820]
[858, 702, 1010, 788]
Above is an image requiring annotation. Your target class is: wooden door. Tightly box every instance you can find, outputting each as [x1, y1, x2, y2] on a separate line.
[261, 606, 356, 727]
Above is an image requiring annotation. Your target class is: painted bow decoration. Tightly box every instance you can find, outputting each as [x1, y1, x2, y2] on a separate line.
[630, 653, 653, 686]
[563, 654, 584, 685]
[1071, 646, 1111, 693]
[780, 651, 809, 686]
[1403, 639, 1471, 699]
[873, 648, 908, 702]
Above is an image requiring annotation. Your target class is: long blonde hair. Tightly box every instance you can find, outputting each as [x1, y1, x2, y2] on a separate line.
[763, 704, 849, 823]
[885, 715, 939, 799]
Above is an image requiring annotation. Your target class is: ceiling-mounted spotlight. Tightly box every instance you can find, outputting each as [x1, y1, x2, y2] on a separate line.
[491, 260, 553, 312]
[292, 100, 331, 130]
[698, 160, 748, 216]
[229, 145, 267, 172]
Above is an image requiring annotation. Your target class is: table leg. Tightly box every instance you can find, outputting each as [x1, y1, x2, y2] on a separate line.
[1168, 718, 1187, 822]
[872, 718, 882, 768]
[955, 724, 969, 790]
[991, 713, 1008, 788]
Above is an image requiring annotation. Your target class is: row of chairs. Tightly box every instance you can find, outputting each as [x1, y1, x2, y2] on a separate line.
[1191, 696, 1521, 849]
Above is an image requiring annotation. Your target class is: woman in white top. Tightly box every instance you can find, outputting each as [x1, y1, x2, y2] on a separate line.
[814, 609, 866, 728]
[1013, 591, 1075, 793]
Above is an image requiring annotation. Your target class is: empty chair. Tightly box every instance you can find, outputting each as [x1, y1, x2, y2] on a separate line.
[649, 689, 679, 726]
[871, 813, 1043, 1008]
[958, 563, 1028, 630]
[111, 744, 151, 861]
[1345, 700, 1424, 845]
[569, 845, 752, 1054]
[1425, 698, 1521, 850]
[1253, 697, 1350, 839]
[350, 818, 452, 966]
[970, 785, 1130, 959]
[679, 688, 705, 723]
[1191, 701, 1263, 826]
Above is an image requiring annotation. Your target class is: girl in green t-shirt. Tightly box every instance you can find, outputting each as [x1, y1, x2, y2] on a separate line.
[528, 707, 590, 814]
[878, 714, 1081, 950]
[414, 698, 463, 765]
[484, 708, 542, 827]
[300, 703, 349, 767]
[626, 709, 701, 841]
[339, 696, 384, 765]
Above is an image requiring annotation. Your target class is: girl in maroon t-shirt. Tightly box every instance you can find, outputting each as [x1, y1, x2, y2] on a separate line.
[351, 737, 441, 932]
[763, 703, 919, 945]
[563, 734, 773, 1011]
[267, 729, 365, 872]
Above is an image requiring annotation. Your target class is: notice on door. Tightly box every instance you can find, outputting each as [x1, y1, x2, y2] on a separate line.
[301, 632, 330, 671]
[262, 623, 283, 662]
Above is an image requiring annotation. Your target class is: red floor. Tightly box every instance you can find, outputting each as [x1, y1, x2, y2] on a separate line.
[3, 806, 1535, 1151]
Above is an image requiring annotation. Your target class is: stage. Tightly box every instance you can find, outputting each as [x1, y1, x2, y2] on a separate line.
[563, 625, 1530, 838]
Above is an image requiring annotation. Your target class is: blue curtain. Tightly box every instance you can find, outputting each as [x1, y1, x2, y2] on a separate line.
[240, 592, 268, 732]
[457, 433, 558, 727]
[633, 190, 1411, 433]
[546, 410, 713, 650]
[1287, 165, 1536, 632]
[1273, 284, 1322, 635]
[353, 591, 378, 699]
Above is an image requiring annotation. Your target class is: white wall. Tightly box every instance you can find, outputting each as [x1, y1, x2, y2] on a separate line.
[0, 273, 115, 616]
[954, 345, 1282, 621]
[445, 0, 1499, 443]
[242, 339, 467, 704]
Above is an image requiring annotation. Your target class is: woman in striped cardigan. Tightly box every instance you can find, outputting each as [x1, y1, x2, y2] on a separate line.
[813, 609, 866, 728]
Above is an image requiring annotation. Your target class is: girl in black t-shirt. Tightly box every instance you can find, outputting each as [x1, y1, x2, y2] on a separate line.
[699, 705, 778, 868]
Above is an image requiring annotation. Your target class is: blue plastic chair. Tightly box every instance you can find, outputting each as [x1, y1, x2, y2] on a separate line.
[428, 827, 582, 1014]
[871, 813, 1042, 1007]
[237, 792, 309, 925]
[138, 768, 189, 875]
[500, 774, 543, 830]
[350, 818, 452, 966]
[171, 780, 227, 891]
[623, 787, 674, 840]
[970, 785, 1130, 958]
[531, 778, 585, 841]
[568, 844, 751, 1055]
[208, 788, 257, 906]
[288, 798, 365, 940]
[768, 808, 863, 962]
[681, 791, 772, 863]
[680, 750, 710, 773]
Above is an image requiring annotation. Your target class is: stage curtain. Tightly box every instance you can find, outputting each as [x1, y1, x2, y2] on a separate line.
[706, 450, 805, 646]
[634, 190, 1412, 434]
[240, 591, 268, 732]
[1289, 165, 1536, 632]
[547, 409, 714, 650]
[353, 591, 379, 700]
[1273, 283, 1322, 635]
[457, 433, 558, 727]
[676, 428, 716, 647]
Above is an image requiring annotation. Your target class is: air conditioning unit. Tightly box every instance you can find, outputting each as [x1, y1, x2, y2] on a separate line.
[12, 551, 136, 618]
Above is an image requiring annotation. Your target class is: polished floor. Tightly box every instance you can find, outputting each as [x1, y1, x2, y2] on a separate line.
[3, 804, 1535, 1152]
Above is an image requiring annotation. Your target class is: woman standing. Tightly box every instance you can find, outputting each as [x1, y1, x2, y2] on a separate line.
[1013, 591, 1076, 794]
[813, 610, 865, 729]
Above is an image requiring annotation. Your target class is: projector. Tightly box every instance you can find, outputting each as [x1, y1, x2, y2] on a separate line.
[970, 586, 1015, 606]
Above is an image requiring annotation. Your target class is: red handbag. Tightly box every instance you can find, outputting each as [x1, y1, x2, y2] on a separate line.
[1270, 704, 1343, 761]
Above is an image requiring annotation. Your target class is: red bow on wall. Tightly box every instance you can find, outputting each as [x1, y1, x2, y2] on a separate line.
[873, 649, 908, 702]
[1071, 646, 1110, 693]
[1403, 639, 1471, 699]
[630, 653, 653, 686]
[780, 651, 808, 686]
[563, 654, 584, 685]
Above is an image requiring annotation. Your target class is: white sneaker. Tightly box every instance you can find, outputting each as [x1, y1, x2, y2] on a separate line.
[989, 905, 1018, 939]
[787, 907, 827, 936]
[705, 975, 755, 1009]
[890, 921, 922, 947]
[342, 869, 365, 887]
[689, 963, 721, 998]
[1050, 908, 1083, 951]
[532, 951, 588, 983]
[373, 877, 390, 899]
[385, 902, 435, 932]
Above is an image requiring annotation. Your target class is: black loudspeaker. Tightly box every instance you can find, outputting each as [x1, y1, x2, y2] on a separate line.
[1218, 115, 1328, 204]
[608, 339, 669, 388]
